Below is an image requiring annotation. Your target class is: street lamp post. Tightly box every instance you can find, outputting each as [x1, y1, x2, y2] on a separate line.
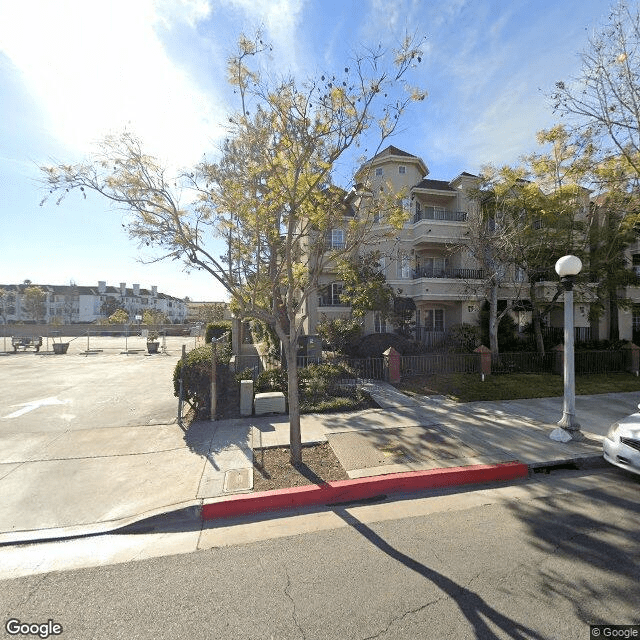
[551, 255, 583, 442]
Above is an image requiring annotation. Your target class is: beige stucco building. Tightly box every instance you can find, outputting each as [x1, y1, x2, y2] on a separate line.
[304, 145, 640, 345]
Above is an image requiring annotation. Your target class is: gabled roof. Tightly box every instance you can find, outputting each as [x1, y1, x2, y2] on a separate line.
[370, 145, 419, 160]
[413, 178, 456, 192]
[357, 145, 428, 178]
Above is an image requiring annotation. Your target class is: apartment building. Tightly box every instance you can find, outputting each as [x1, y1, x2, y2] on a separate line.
[0, 281, 187, 324]
[305, 145, 610, 344]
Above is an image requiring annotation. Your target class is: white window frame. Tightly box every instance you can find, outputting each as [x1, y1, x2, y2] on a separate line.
[374, 311, 388, 333]
[330, 282, 344, 305]
[397, 254, 411, 279]
[421, 256, 449, 276]
[330, 228, 345, 249]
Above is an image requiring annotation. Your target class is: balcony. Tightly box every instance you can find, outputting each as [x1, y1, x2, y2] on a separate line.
[318, 296, 350, 307]
[412, 267, 485, 280]
[413, 208, 467, 224]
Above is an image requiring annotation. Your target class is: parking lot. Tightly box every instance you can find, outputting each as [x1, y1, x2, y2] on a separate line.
[0, 336, 201, 433]
[0, 336, 216, 541]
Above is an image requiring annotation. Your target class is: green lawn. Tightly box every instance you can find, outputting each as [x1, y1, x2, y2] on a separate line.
[396, 372, 640, 403]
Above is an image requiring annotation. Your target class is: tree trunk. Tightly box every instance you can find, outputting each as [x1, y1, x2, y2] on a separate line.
[530, 283, 545, 355]
[285, 338, 302, 465]
[489, 283, 499, 362]
[609, 287, 620, 342]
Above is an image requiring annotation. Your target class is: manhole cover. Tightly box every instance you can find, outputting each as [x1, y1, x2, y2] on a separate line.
[223, 468, 251, 492]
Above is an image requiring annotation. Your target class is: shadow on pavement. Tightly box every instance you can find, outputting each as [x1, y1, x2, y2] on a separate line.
[332, 507, 545, 640]
[505, 469, 640, 627]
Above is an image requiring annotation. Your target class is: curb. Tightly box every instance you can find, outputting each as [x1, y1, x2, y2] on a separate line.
[202, 461, 529, 521]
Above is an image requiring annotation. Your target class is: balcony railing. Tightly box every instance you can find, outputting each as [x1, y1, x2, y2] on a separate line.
[412, 267, 485, 280]
[413, 208, 467, 223]
[318, 296, 350, 307]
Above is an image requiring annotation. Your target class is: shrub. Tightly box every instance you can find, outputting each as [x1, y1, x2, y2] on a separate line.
[576, 338, 629, 350]
[173, 342, 232, 417]
[205, 321, 232, 344]
[353, 332, 427, 358]
[446, 324, 481, 353]
[235, 367, 256, 384]
[255, 363, 351, 398]
[255, 368, 288, 393]
[317, 318, 362, 354]
[299, 362, 350, 387]
[300, 394, 363, 414]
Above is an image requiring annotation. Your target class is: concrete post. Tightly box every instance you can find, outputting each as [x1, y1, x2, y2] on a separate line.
[383, 347, 401, 384]
[474, 345, 491, 376]
[231, 317, 241, 355]
[240, 379, 254, 416]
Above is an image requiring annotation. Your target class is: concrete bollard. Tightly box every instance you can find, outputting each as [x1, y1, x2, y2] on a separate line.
[240, 379, 254, 416]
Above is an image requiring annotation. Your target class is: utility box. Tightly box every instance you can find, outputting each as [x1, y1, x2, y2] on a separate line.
[240, 379, 254, 416]
[254, 392, 286, 415]
[297, 334, 322, 359]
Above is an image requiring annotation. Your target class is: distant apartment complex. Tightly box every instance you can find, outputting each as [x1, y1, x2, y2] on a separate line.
[305, 145, 640, 344]
[185, 300, 231, 324]
[0, 281, 187, 324]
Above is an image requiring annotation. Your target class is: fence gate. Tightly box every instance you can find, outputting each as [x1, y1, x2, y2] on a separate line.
[233, 354, 265, 379]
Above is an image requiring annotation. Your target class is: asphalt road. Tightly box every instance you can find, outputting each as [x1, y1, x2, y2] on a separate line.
[1, 467, 639, 640]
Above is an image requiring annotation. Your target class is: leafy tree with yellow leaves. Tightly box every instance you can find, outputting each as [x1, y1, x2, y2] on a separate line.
[40, 32, 426, 464]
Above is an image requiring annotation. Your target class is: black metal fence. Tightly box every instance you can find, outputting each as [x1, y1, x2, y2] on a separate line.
[575, 349, 629, 374]
[401, 353, 479, 376]
[542, 326, 592, 343]
[413, 328, 448, 350]
[237, 347, 635, 382]
[491, 351, 555, 374]
[491, 349, 632, 375]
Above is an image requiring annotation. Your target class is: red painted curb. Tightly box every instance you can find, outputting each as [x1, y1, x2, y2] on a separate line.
[201, 461, 528, 521]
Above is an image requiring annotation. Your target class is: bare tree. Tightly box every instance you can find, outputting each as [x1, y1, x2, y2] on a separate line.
[553, 1, 640, 176]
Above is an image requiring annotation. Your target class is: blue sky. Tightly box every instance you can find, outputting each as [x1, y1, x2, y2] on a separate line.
[0, 0, 612, 301]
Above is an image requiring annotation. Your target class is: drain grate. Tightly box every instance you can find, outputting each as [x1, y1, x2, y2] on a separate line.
[223, 468, 252, 492]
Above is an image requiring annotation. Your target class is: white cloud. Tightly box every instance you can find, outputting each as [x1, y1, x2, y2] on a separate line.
[218, 0, 307, 73]
[360, 0, 423, 46]
[0, 0, 224, 167]
[155, 0, 212, 28]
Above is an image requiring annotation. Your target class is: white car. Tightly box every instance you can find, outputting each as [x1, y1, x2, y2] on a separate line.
[603, 407, 640, 476]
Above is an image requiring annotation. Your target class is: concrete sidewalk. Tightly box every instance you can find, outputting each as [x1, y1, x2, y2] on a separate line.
[0, 384, 636, 544]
